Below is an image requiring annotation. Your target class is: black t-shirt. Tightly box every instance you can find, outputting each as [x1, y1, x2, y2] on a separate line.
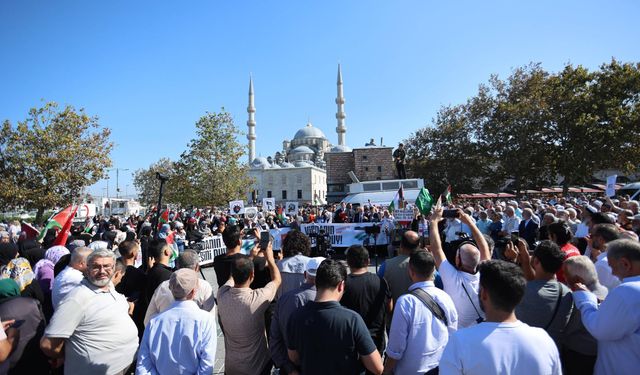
[213, 253, 270, 289]
[145, 264, 173, 303]
[341, 272, 391, 349]
[287, 301, 377, 375]
[116, 265, 147, 300]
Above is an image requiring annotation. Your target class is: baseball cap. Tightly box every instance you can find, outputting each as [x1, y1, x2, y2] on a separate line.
[306, 257, 326, 277]
[632, 214, 640, 221]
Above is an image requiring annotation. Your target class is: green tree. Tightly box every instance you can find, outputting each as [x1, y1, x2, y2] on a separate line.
[0, 102, 113, 222]
[178, 110, 251, 207]
[475, 64, 555, 195]
[405, 104, 489, 194]
[133, 158, 185, 206]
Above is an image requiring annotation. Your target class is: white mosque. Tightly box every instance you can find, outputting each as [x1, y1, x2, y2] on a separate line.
[246, 65, 352, 205]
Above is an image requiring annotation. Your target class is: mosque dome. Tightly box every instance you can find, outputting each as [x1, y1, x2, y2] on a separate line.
[250, 157, 271, 169]
[291, 145, 315, 154]
[293, 122, 327, 140]
[329, 145, 352, 152]
[281, 162, 295, 168]
[294, 160, 313, 167]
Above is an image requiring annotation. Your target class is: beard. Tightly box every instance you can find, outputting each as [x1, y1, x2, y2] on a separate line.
[88, 275, 112, 287]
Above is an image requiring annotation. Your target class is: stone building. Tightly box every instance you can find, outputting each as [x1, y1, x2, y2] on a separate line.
[246, 65, 350, 205]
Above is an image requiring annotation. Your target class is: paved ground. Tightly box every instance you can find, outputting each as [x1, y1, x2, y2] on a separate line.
[200, 257, 386, 374]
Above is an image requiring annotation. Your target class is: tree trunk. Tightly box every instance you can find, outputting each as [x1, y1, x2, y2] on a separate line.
[35, 207, 45, 225]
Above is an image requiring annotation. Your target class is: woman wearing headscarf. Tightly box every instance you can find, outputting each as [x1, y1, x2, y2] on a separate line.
[0, 258, 44, 308]
[33, 246, 69, 320]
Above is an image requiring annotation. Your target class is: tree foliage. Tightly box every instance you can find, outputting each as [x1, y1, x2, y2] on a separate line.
[0, 102, 113, 221]
[405, 59, 640, 195]
[133, 110, 251, 207]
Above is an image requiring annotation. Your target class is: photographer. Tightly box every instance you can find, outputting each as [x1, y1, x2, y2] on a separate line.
[429, 199, 491, 328]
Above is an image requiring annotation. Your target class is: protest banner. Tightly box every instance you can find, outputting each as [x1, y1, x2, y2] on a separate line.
[393, 209, 414, 224]
[195, 235, 227, 266]
[229, 200, 245, 215]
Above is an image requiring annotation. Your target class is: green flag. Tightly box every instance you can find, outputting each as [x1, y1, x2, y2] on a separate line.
[415, 187, 434, 215]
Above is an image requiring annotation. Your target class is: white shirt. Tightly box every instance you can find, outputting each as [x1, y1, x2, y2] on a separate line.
[501, 215, 521, 234]
[595, 252, 621, 291]
[386, 281, 458, 375]
[438, 260, 485, 328]
[440, 320, 561, 375]
[573, 276, 640, 375]
[44, 279, 138, 375]
[51, 266, 85, 310]
[144, 278, 215, 325]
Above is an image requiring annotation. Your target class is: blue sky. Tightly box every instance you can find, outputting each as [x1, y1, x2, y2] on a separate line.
[1, 1, 639, 198]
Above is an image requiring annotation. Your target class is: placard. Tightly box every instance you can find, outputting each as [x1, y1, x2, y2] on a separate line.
[229, 200, 245, 215]
[262, 198, 275, 212]
[285, 201, 299, 215]
[393, 209, 414, 223]
[195, 235, 227, 266]
[244, 207, 258, 221]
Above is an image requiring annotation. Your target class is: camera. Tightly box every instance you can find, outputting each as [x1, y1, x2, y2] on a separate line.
[443, 209, 459, 218]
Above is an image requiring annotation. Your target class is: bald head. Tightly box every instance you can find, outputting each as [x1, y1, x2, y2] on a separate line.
[70, 246, 92, 272]
[400, 231, 420, 254]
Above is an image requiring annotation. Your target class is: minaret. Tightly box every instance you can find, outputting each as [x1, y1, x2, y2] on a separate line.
[335, 64, 347, 146]
[247, 76, 256, 164]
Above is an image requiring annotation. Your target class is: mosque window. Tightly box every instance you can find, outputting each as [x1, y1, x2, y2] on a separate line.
[298, 190, 303, 199]
[282, 190, 287, 199]
[267, 191, 272, 198]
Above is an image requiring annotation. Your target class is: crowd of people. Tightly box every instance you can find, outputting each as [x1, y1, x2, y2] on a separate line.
[0, 191, 638, 374]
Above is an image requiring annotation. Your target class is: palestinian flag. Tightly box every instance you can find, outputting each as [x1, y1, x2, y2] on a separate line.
[158, 209, 170, 229]
[52, 205, 79, 246]
[415, 187, 434, 216]
[20, 222, 40, 240]
[389, 186, 405, 212]
[442, 185, 452, 205]
[37, 205, 76, 241]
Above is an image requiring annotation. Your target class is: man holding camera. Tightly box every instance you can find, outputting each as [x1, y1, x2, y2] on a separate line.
[429, 200, 491, 328]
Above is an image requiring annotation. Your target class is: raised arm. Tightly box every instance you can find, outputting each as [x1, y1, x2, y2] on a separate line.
[458, 209, 491, 261]
[264, 240, 282, 290]
[429, 199, 446, 268]
[515, 238, 536, 280]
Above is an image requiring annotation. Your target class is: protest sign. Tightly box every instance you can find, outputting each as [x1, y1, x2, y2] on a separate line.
[394, 209, 414, 224]
[229, 200, 245, 215]
[244, 207, 258, 221]
[262, 197, 275, 212]
[285, 201, 299, 215]
[195, 235, 227, 266]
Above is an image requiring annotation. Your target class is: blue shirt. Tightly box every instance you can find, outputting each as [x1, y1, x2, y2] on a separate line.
[573, 275, 640, 375]
[386, 281, 458, 375]
[137, 300, 217, 375]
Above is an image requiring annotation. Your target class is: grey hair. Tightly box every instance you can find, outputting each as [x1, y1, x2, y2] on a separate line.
[607, 238, 640, 262]
[70, 246, 93, 266]
[87, 248, 117, 267]
[564, 256, 599, 288]
[459, 244, 481, 270]
[176, 250, 200, 270]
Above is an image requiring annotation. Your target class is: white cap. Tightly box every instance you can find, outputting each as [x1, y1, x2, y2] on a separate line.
[306, 257, 326, 277]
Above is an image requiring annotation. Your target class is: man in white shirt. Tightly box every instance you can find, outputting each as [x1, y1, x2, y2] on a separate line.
[440, 260, 562, 375]
[51, 246, 92, 310]
[570, 238, 640, 375]
[429, 203, 491, 328]
[144, 250, 215, 325]
[384, 250, 458, 375]
[40, 249, 139, 374]
[500, 206, 521, 236]
[590, 224, 622, 291]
